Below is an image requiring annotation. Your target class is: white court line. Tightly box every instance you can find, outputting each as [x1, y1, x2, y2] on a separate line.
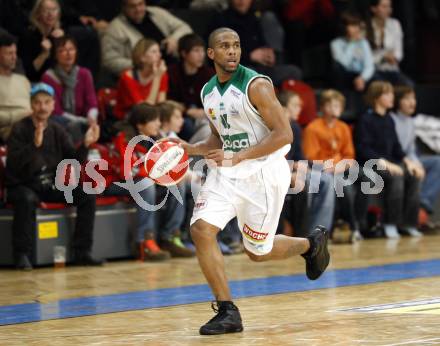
[382, 337, 440, 346]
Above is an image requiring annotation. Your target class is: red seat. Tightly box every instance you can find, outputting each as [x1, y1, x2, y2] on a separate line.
[96, 196, 119, 206]
[281, 79, 318, 126]
[39, 202, 68, 210]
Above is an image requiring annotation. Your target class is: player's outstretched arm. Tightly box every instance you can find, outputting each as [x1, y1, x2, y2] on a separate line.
[237, 78, 293, 162]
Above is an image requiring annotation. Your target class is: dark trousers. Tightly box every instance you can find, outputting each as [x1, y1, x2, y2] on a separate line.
[7, 185, 96, 258]
[356, 165, 420, 229]
[336, 183, 360, 231]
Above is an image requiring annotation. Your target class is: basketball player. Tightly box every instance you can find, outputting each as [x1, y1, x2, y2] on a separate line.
[177, 28, 330, 335]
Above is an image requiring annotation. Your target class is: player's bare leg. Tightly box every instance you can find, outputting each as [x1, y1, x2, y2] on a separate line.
[190, 219, 232, 301]
[191, 219, 243, 335]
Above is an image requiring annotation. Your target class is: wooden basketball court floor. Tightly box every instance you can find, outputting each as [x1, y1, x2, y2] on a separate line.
[1, 235, 440, 345]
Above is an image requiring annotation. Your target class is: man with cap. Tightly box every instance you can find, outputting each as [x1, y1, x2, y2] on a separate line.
[5, 83, 102, 270]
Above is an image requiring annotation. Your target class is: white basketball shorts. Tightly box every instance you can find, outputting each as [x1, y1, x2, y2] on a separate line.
[190, 158, 291, 256]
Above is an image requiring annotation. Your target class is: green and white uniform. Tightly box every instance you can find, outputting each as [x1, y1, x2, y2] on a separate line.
[190, 65, 291, 255]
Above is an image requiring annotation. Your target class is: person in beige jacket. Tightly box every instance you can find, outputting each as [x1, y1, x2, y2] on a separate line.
[101, 0, 192, 77]
[0, 32, 32, 143]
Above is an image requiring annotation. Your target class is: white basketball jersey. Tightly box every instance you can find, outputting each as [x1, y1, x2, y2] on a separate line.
[201, 64, 290, 178]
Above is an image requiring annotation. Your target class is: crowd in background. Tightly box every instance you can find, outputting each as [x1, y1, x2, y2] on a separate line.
[1, 0, 440, 270]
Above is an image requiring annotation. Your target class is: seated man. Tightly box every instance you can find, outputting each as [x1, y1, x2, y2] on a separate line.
[101, 0, 192, 77]
[391, 86, 440, 224]
[6, 83, 102, 270]
[0, 32, 32, 143]
[168, 33, 214, 141]
[355, 81, 422, 238]
[211, 0, 302, 86]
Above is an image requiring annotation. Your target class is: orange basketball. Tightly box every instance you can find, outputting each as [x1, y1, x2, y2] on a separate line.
[144, 141, 189, 186]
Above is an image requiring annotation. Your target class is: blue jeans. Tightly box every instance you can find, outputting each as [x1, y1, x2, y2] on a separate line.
[104, 179, 156, 242]
[105, 179, 186, 242]
[157, 182, 187, 241]
[308, 171, 335, 232]
[420, 155, 440, 213]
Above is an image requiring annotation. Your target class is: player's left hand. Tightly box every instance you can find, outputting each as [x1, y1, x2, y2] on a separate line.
[206, 149, 242, 167]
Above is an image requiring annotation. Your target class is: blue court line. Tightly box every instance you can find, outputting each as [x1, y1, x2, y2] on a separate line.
[1, 258, 440, 326]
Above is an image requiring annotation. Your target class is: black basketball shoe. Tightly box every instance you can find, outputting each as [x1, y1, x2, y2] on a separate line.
[302, 225, 330, 280]
[199, 301, 243, 335]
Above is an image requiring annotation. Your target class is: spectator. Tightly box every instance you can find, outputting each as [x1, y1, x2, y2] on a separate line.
[5, 83, 102, 270]
[59, 0, 109, 79]
[19, 0, 65, 82]
[101, 0, 192, 77]
[330, 12, 375, 92]
[0, 32, 32, 143]
[41, 36, 98, 143]
[278, 90, 335, 237]
[211, 0, 302, 86]
[168, 33, 214, 141]
[303, 90, 362, 241]
[109, 103, 194, 259]
[391, 86, 440, 221]
[157, 100, 195, 255]
[367, 0, 413, 86]
[355, 81, 422, 238]
[114, 38, 168, 119]
[158, 100, 185, 138]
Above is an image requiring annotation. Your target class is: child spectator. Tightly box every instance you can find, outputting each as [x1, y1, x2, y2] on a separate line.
[158, 100, 185, 138]
[278, 90, 335, 237]
[367, 0, 413, 86]
[0, 32, 32, 143]
[303, 89, 362, 241]
[168, 33, 214, 141]
[391, 86, 440, 225]
[355, 81, 422, 238]
[19, 0, 65, 82]
[330, 12, 374, 92]
[109, 103, 194, 260]
[114, 38, 168, 120]
[41, 36, 98, 143]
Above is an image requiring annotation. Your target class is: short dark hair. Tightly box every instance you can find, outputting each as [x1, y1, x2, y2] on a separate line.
[394, 85, 415, 110]
[178, 33, 205, 57]
[208, 27, 239, 48]
[0, 32, 17, 48]
[128, 103, 160, 129]
[158, 100, 185, 124]
[53, 35, 77, 52]
[277, 90, 300, 107]
[341, 12, 363, 27]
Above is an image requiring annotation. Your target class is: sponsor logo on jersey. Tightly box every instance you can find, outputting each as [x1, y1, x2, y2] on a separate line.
[230, 89, 241, 99]
[208, 108, 216, 120]
[242, 224, 267, 243]
[220, 113, 231, 129]
[221, 133, 250, 152]
[229, 104, 239, 116]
